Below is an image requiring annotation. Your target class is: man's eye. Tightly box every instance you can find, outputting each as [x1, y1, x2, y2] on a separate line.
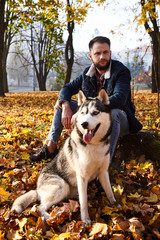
[92, 111, 99, 115]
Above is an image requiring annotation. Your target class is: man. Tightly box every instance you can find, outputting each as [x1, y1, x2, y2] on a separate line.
[30, 36, 142, 162]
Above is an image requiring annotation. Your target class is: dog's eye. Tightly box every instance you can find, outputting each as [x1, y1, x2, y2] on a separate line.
[80, 111, 85, 115]
[92, 111, 99, 115]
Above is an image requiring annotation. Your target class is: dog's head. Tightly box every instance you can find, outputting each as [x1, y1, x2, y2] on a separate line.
[76, 89, 112, 144]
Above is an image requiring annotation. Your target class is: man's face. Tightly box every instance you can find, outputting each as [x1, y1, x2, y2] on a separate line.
[89, 42, 111, 71]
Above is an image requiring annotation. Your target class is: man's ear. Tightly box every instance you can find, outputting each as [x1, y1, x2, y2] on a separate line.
[89, 52, 92, 61]
[78, 90, 87, 106]
[110, 50, 112, 58]
[97, 89, 110, 105]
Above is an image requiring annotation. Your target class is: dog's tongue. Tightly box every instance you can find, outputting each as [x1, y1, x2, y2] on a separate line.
[83, 129, 94, 143]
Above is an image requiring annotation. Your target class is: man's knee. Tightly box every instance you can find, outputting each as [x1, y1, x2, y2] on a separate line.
[54, 106, 62, 114]
[111, 109, 122, 122]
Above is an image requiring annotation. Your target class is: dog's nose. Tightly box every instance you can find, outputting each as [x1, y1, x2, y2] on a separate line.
[81, 121, 88, 129]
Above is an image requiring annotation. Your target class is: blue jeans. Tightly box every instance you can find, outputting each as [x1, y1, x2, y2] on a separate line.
[47, 100, 130, 161]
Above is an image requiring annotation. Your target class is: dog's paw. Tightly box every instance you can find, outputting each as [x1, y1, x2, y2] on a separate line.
[37, 206, 51, 220]
[109, 196, 116, 205]
[117, 203, 122, 209]
[82, 218, 92, 226]
[11, 205, 23, 214]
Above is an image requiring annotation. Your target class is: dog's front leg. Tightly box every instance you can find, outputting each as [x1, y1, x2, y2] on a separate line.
[76, 175, 91, 225]
[98, 170, 116, 204]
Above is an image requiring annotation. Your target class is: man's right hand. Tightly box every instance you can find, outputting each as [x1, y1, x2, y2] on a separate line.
[61, 101, 73, 129]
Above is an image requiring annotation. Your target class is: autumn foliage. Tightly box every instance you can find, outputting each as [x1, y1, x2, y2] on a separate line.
[0, 91, 160, 239]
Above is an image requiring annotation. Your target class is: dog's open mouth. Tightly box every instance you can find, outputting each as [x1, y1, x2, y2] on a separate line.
[83, 123, 100, 143]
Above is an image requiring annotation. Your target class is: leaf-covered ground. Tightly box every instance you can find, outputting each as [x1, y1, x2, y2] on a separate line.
[0, 90, 160, 240]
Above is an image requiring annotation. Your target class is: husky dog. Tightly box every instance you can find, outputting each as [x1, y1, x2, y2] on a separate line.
[11, 89, 116, 225]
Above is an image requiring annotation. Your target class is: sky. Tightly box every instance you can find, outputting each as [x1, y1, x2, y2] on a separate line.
[66, 0, 151, 53]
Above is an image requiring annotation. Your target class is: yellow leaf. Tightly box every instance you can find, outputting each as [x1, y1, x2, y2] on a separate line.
[28, 171, 39, 185]
[0, 230, 5, 240]
[3, 170, 15, 177]
[128, 192, 141, 199]
[149, 212, 160, 225]
[50, 233, 71, 240]
[21, 152, 30, 160]
[6, 116, 12, 122]
[115, 178, 122, 185]
[102, 205, 119, 215]
[88, 202, 92, 207]
[0, 188, 11, 201]
[18, 218, 28, 232]
[139, 162, 152, 169]
[50, 234, 59, 240]
[113, 185, 124, 195]
[59, 233, 71, 239]
[22, 129, 29, 134]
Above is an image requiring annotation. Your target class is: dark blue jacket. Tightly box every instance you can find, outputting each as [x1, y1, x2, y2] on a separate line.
[58, 60, 142, 133]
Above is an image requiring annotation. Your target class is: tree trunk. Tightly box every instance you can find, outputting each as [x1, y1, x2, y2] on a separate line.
[0, 0, 6, 97]
[37, 74, 46, 91]
[64, 20, 74, 86]
[64, 0, 74, 86]
[140, 0, 160, 94]
[38, 81, 46, 91]
[3, 43, 9, 92]
[151, 60, 156, 92]
[151, 32, 160, 93]
[3, 66, 8, 92]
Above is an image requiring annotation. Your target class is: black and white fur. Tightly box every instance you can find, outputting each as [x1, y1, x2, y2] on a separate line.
[11, 89, 116, 225]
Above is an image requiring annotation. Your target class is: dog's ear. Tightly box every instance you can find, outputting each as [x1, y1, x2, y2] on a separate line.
[97, 89, 110, 105]
[78, 90, 86, 106]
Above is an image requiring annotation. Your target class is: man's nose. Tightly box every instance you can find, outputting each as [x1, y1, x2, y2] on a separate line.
[100, 53, 105, 59]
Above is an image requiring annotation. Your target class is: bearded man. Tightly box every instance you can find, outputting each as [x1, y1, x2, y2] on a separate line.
[30, 36, 142, 162]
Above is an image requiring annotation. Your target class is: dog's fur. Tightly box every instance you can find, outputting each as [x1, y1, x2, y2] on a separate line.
[11, 89, 116, 225]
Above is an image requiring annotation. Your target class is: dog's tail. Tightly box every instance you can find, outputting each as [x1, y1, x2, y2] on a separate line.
[11, 190, 38, 214]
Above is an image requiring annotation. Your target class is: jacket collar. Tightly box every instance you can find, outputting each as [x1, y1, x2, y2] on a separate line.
[86, 60, 112, 79]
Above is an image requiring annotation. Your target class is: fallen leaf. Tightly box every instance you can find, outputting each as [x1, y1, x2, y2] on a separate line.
[145, 192, 158, 203]
[102, 205, 119, 215]
[18, 218, 28, 232]
[0, 188, 11, 202]
[89, 223, 111, 237]
[36, 217, 46, 234]
[0, 230, 5, 240]
[128, 192, 141, 199]
[112, 217, 129, 231]
[149, 212, 160, 226]
[6, 229, 23, 240]
[129, 217, 145, 232]
[110, 233, 125, 240]
[20, 152, 30, 160]
[152, 228, 160, 239]
[133, 203, 154, 216]
[113, 185, 124, 195]
[48, 200, 79, 224]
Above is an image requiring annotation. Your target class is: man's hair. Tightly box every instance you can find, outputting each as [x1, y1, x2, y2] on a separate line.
[89, 36, 111, 50]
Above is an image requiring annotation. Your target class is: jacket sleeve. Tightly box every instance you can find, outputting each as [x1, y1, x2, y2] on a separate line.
[109, 67, 131, 109]
[58, 74, 83, 103]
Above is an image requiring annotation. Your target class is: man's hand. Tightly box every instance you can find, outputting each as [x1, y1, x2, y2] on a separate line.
[71, 112, 78, 125]
[61, 102, 73, 129]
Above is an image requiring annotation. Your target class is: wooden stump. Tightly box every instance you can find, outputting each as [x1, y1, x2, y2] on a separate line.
[111, 130, 160, 168]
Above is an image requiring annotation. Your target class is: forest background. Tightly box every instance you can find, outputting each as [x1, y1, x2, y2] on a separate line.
[0, 0, 159, 95]
[0, 0, 160, 239]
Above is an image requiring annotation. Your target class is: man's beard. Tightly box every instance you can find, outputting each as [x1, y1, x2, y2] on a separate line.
[94, 60, 111, 71]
